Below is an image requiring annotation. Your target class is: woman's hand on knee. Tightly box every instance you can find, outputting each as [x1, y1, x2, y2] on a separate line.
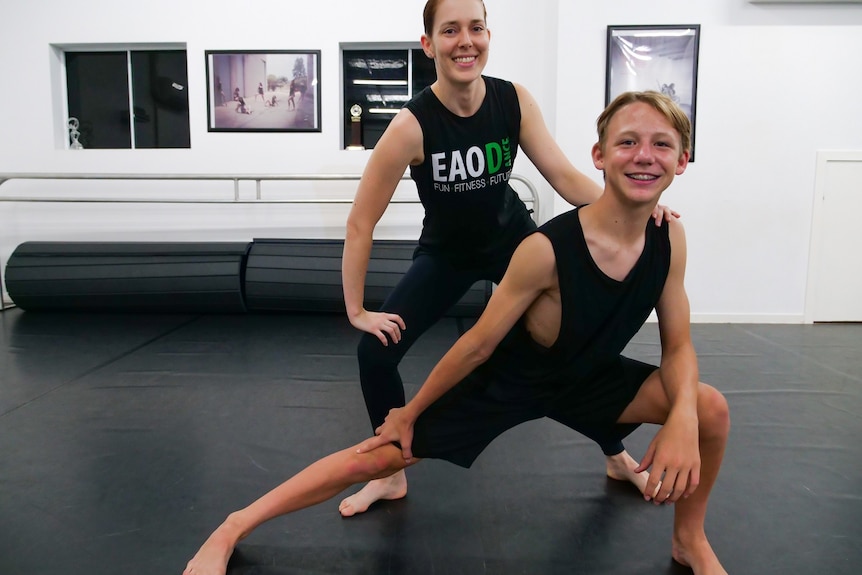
[350, 310, 406, 346]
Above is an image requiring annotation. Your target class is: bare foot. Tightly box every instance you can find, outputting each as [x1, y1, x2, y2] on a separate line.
[672, 530, 728, 575]
[338, 469, 408, 517]
[605, 450, 652, 495]
[183, 516, 243, 575]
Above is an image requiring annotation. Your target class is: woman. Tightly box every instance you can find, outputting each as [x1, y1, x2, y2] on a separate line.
[338, 0, 670, 517]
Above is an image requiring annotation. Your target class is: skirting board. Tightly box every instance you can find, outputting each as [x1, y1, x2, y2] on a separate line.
[645, 311, 805, 324]
[689, 313, 805, 324]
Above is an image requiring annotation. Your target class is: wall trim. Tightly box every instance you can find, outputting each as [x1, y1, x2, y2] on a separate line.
[646, 312, 805, 324]
[689, 313, 805, 324]
[647, 311, 806, 324]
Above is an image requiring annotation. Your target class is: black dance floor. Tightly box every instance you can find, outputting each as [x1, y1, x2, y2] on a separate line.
[0, 307, 860, 574]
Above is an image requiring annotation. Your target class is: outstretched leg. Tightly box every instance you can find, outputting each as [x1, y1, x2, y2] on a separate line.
[344, 254, 481, 517]
[338, 467, 408, 517]
[184, 443, 412, 575]
[605, 450, 651, 494]
[578, 424, 652, 495]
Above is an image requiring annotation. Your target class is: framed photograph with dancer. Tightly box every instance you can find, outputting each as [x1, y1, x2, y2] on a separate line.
[205, 50, 321, 132]
[605, 25, 700, 161]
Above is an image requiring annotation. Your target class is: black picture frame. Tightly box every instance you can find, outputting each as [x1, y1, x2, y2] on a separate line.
[205, 50, 321, 132]
[605, 25, 700, 161]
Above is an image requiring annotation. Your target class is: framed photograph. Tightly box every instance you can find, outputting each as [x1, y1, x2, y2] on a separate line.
[606, 25, 700, 161]
[205, 50, 321, 132]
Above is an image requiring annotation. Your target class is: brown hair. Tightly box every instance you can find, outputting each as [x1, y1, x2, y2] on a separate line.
[596, 91, 692, 157]
[423, 0, 487, 35]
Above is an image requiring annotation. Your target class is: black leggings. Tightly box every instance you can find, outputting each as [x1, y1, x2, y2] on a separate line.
[357, 250, 627, 456]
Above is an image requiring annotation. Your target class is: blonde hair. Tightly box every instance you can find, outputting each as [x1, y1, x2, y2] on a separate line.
[596, 91, 691, 157]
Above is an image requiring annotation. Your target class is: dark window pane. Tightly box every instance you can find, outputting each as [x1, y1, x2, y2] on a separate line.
[343, 49, 407, 149]
[66, 52, 131, 149]
[342, 48, 436, 150]
[131, 50, 190, 148]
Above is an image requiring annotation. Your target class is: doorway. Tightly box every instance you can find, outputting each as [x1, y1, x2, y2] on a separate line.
[805, 150, 862, 322]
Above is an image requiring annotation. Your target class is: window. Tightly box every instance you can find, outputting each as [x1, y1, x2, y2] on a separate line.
[64, 48, 190, 149]
[341, 45, 436, 150]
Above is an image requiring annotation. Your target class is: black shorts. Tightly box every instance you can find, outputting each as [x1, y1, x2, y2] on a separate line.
[410, 356, 657, 468]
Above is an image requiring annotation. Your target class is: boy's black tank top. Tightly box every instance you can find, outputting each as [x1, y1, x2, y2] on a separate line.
[487, 207, 672, 386]
[405, 76, 534, 267]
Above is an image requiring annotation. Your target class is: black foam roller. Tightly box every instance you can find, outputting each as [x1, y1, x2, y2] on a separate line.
[244, 238, 490, 316]
[4, 241, 250, 312]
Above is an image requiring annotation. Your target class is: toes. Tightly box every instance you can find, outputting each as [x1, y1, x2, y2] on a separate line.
[339, 498, 358, 517]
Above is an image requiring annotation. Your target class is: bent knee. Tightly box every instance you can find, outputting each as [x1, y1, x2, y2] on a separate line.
[698, 383, 730, 437]
[357, 333, 401, 367]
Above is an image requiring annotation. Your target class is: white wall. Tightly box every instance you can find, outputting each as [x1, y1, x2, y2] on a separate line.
[0, 0, 551, 248]
[556, 1, 862, 322]
[1, 0, 861, 321]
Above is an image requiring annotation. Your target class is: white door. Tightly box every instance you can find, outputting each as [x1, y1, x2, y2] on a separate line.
[805, 151, 862, 322]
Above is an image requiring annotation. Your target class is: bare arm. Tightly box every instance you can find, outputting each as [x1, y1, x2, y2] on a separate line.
[639, 219, 701, 502]
[515, 83, 602, 206]
[342, 109, 423, 345]
[358, 232, 558, 458]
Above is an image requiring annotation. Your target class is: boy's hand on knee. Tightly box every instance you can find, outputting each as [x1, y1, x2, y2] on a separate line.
[640, 414, 701, 504]
[357, 407, 415, 461]
[356, 434, 391, 454]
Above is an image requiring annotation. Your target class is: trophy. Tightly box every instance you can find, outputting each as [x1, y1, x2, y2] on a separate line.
[346, 104, 365, 150]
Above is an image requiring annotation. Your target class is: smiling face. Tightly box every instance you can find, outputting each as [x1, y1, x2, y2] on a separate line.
[592, 97, 690, 206]
[420, 0, 490, 86]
